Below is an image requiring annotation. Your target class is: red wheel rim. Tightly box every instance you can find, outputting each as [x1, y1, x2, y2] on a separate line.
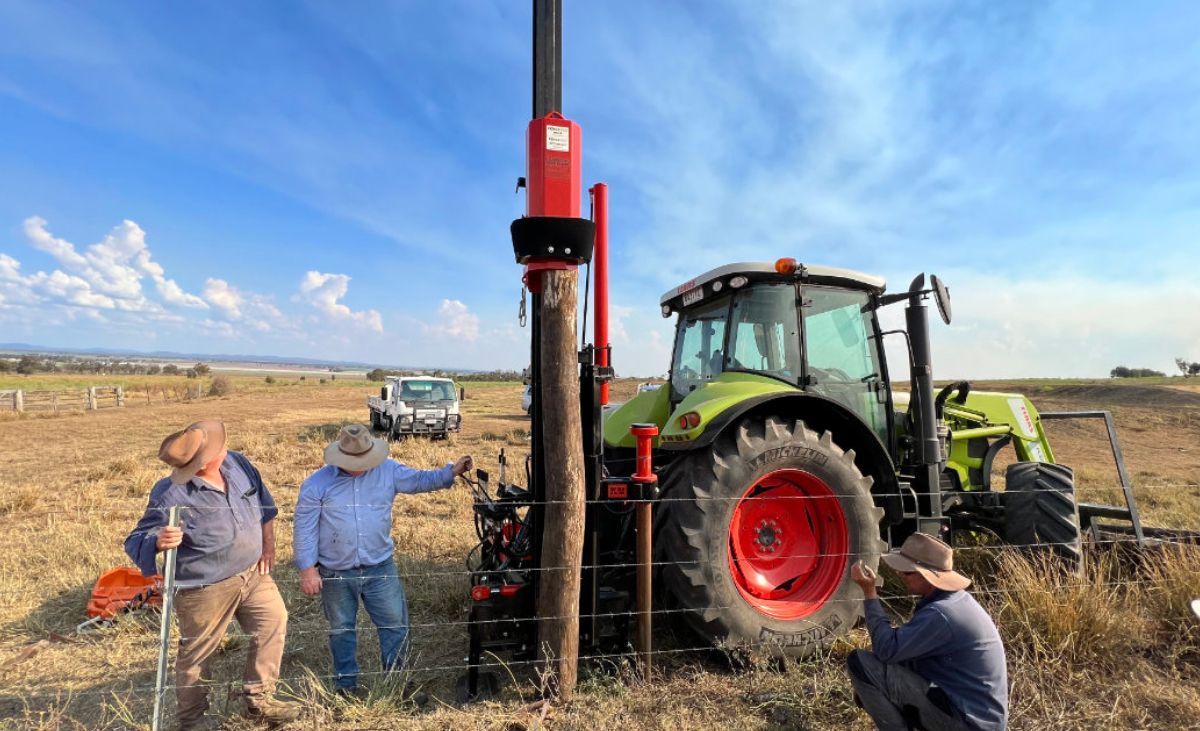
[728, 468, 849, 620]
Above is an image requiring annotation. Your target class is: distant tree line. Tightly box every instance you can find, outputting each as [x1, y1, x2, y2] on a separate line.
[1175, 357, 1200, 377]
[366, 367, 522, 382]
[0, 354, 214, 378]
[1110, 366, 1166, 378]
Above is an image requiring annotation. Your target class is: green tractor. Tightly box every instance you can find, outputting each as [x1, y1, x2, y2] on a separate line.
[603, 258, 1103, 655]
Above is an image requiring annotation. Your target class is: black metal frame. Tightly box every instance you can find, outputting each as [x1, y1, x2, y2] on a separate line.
[1039, 410, 1145, 546]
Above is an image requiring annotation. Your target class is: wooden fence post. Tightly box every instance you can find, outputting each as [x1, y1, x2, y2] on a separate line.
[14, 390, 23, 413]
[87, 387, 97, 411]
[116, 386, 125, 408]
[52, 391, 59, 413]
[536, 268, 586, 701]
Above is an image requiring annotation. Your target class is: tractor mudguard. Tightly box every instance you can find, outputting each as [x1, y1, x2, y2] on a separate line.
[659, 391, 902, 524]
[602, 383, 671, 449]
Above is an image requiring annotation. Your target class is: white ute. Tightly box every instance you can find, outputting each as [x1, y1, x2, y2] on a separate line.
[368, 376, 462, 439]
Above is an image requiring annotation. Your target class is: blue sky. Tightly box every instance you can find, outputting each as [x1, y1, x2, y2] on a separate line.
[1, 1, 1197, 378]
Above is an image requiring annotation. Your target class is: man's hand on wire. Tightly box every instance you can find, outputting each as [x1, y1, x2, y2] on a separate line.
[852, 561, 879, 599]
[452, 455, 474, 478]
[299, 567, 323, 596]
[156, 525, 183, 552]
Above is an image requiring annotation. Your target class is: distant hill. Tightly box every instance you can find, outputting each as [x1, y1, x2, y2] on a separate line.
[0, 342, 477, 373]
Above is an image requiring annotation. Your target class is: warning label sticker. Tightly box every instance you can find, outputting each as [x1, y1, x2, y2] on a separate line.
[546, 125, 570, 152]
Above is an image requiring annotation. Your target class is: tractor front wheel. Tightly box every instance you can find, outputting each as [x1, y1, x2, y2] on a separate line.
[1002, 462, 1082, 568]
[658, 415, 884, 657]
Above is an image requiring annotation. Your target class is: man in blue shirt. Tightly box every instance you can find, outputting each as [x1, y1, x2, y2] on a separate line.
[848, 533, 1008, 731]
[293, 423, 471, 698]
[125, 420, 300, 730]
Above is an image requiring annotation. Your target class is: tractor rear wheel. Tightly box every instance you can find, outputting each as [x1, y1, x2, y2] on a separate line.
[658, 415, 884, 657]
[1001, 462, 1082, 568]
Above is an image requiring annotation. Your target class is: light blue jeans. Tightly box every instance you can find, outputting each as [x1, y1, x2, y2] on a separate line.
[318, 558, 409, 690]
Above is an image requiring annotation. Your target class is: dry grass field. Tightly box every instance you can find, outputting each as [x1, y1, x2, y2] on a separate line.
[0, 376, 1198, 729]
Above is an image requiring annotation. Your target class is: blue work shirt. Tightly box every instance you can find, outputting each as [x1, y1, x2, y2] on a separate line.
[865, 590, 1008, 731]
[124, 451, 278, 588]
[293, 459, 455, 571]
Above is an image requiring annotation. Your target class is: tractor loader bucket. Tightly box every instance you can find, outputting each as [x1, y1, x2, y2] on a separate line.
[1040, 410, 1200, 548]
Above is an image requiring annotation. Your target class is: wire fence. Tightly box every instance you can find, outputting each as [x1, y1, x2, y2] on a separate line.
[1, 473, 1198, 725]
[3, 481, 1199, 518]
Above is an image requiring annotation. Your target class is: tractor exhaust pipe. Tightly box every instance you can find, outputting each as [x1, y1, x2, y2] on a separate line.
[906, 274, 945, 535]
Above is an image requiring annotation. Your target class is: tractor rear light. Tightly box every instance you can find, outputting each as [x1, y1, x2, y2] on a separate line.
[498, 584, 522, 597]
[470, 585, 491, 602]
[775, 257, 799, 275]
[730, 275, 749, 289]
[711, 280, 724, 292]
[678, 412, 701, 430]
[661, 305, 672, 318]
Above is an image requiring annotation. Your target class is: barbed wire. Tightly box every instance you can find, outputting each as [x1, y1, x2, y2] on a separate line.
[0, 534, 1191, 602]
[0, 575, 1161, 647]
[4, 482, 1200, 521]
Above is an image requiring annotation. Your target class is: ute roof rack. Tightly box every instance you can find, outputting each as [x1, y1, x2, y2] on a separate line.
[659, 261, 886, 314]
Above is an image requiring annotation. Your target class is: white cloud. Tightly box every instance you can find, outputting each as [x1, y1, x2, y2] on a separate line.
[298, 271, 383, 332]
[878, 270, 1200, 380]
[420, 299, 479, 342]
[203, 277, 244, 319]
[17, 217, 207, 315]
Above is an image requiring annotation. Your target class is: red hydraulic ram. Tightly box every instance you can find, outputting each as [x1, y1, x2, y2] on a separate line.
[591, 183, 610, 405]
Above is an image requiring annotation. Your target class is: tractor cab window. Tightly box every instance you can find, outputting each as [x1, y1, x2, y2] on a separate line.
[670, 296, 729, 401]
[802, 286, 888, 444]
[726, 284, 801, 381]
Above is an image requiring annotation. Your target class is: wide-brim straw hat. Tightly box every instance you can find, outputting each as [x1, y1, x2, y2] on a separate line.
[324, 424, 389, 472]
[159, 420, 226, 484]
[880, 532, 972, 592]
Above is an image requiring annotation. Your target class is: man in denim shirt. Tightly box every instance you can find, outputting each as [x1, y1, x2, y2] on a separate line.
[294, 423, 471, 698]
[125, 420, 300, 730]
[848, 533, 1008, 731]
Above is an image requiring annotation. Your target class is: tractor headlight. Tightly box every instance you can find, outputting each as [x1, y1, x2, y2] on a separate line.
[400, 416, 413, 425]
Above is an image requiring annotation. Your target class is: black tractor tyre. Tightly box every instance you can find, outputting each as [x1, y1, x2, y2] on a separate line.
[1001, 462, 1082, 568]
[657, 415, 886, 658]
[369, 410, 381, 431]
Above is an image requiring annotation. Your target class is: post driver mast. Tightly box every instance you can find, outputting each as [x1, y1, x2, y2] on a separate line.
[458, 0, 656, 703]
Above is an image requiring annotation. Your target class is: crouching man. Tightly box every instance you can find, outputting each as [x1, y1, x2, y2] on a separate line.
[848, 533, 1008, 731]
[293, 424, 471, 698]
[125, 420, 300, 730]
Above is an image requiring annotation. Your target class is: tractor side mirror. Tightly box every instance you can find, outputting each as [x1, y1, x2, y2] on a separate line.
[931, 275, 952, 325]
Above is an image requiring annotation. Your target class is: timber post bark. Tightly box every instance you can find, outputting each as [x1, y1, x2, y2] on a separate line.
[535, 267, 585, 700]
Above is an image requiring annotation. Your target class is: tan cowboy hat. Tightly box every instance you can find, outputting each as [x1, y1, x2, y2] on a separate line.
[880, 533, 971, 592]
[159, 420, 227, 484]
[324, 424, 389, 472]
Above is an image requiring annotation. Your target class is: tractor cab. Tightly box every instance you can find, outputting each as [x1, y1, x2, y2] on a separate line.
[606, 261, 893, 451]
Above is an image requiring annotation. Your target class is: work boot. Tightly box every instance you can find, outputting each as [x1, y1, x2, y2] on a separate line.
[335, 685, 370, 702]
[403, 680, 429, 708]
[243, 696, 302, 726]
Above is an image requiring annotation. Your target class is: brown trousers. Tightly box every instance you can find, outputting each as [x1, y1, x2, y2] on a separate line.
[173, 567, 287, 723]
